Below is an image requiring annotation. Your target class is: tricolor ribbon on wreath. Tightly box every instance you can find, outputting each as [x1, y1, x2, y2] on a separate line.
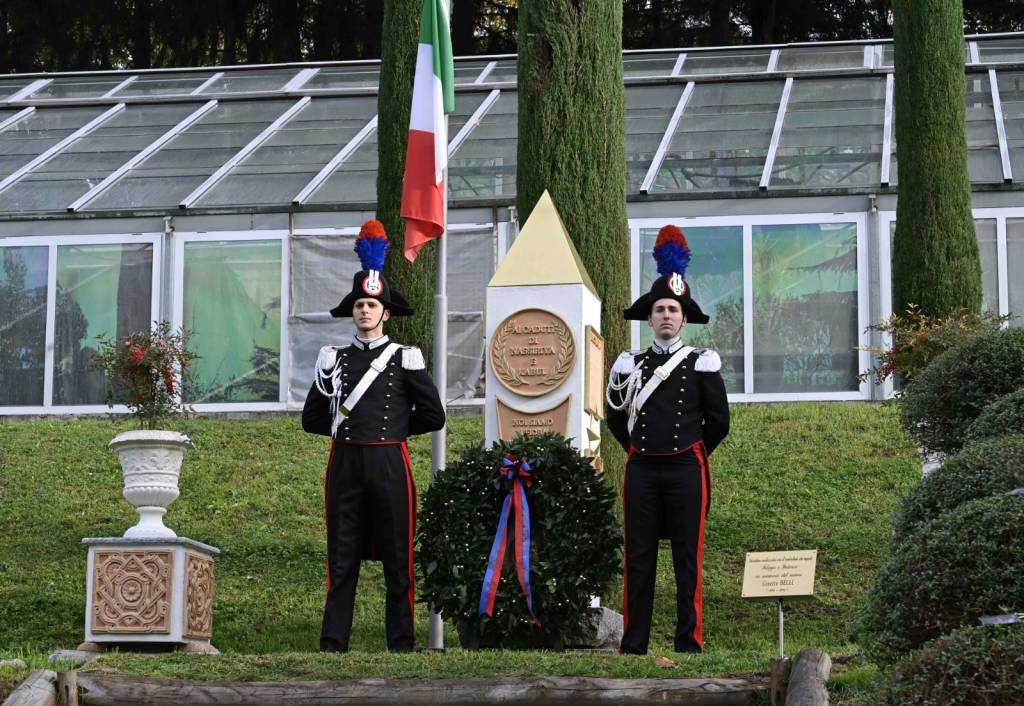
[478, 454, 541, 625]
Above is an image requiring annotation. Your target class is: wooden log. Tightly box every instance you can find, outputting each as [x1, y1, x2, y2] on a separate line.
[784, 648, 831, 706]
[77, 674, 768, 706]
[56, 673, 78, 706]
[2, 669, 57, 706]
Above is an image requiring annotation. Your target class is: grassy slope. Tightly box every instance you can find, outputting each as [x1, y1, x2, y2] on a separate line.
[0, 403, 916, 689]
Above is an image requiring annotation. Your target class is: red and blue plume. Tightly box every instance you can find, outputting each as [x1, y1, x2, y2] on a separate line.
[653, 224, 691, 277]
[355, 219, 389, 271]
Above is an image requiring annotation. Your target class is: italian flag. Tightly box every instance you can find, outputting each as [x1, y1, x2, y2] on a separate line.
[400, 0, 455, 262]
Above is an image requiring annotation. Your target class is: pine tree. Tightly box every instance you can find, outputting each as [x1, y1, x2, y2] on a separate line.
[517, 0, 631, 483]
[377, 0, 438, 364]
[891, 0, 982, 316]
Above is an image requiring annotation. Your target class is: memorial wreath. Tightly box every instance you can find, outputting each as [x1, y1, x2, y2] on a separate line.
[418, 432, 621, 648]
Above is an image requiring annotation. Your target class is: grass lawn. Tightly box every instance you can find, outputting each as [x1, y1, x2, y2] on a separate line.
[0, 403, 917, 699]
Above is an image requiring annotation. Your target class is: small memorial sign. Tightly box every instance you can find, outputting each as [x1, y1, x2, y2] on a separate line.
[490, 309, 576, 397]
[742, 550, 817, 599]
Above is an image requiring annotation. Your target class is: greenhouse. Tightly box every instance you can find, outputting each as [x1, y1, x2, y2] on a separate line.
[3, 32, 1024, 416]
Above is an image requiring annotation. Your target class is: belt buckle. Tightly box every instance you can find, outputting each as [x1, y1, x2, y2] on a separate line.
[370, 359, 387, 373]
[654, 366, 669, 381]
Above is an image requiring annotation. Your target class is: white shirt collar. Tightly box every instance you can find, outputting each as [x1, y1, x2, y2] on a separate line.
[354, 334, 390, 350]
[651, 337, 683, 355]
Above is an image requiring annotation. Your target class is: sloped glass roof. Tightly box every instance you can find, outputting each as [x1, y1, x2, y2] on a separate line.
[1, 32, 1023, 216]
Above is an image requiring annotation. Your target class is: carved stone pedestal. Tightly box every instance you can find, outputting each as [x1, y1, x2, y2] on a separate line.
[80, 537, 219, 654]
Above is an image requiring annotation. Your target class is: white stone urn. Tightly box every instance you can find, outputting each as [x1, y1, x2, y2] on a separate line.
[109, 430, 193, 539]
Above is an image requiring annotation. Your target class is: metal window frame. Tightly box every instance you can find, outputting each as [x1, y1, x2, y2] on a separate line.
[283, 68, 319, 92]
[190, 72, 224, 95]
[671, 53, 687, 76]
[969, 41, 981, 65]
[989, 68, 1013, 182]
[474, 61, 498, 84]
[0, 106, 34, 133]
[292, 114, 378, 204]
[0, 232, 163, 414]
[102, 76, 138, 98]
[5, 79, 52, 102]
[630, 212, 869, 403]
[881, 73, 895, 186]
[759, 76, 794, 190]
[863, 45, 874, 69]
[766, 49, 780, 72]
[639, 81, 695, 194]
[67, 100, 219, 212]
[179, 96, 311, 208]
[0, 103, 126, 194]
[448, 89, 500, 158]
[171, 229, 289, 411]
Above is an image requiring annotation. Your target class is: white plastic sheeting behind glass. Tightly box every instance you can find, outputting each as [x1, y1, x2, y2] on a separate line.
[1007, 219, 1024, 321]
[288, 228, 495, 407]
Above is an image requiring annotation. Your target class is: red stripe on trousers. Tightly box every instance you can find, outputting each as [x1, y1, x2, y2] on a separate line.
[323, 439, 338, 592]
[399, 441, 417, 630]
[692, 441, 711, 650]
[620, 445, 637, 651]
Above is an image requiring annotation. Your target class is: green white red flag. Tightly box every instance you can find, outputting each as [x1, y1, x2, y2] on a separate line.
[400, 0, 455, 262]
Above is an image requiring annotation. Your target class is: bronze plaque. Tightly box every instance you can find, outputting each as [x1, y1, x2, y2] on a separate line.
[583, 325, 605, 419]
[496, 396, 571, 441]
[490, 309, 576, 397]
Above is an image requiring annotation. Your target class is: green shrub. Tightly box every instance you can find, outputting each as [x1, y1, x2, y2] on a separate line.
[872, 624, 1024, 706]
[965, 388, 1024, 445]
[899, 327, 1024, 454]
[857, 494, 1024, 663]
[892, 434, 1024, 545]
[417, 433, 621, 648]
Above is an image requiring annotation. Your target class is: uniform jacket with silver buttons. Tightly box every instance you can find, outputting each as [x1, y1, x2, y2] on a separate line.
[302, 336, 446, 443]
[606, 341, 730, 456]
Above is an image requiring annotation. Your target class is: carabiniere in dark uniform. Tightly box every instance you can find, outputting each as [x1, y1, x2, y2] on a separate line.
[606, 225, 730, 655]
[302, 220, 445, 653]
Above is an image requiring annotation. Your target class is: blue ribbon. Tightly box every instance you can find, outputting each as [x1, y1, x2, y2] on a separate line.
[478, 454, 540, 624]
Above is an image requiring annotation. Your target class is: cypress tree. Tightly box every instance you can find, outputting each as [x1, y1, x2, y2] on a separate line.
[517, 0, 630, 482]
[891, 0, 982, 316]
[377, 0, 438, 363]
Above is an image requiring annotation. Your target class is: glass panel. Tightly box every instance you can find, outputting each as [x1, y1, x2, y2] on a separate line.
[31, 76, 127, 99]
[624, 53, 680, 78]
[0, 103, 198, 212]
[197, 96, 379, 207]
[304, 65, 381, 90]
[638, 226, 745, 393]
[0, 79, 36, 100]
[183, 239, 282, 403]
[679, 50, 771, 76]
[626, 85, 687, 191]
[652, 80, 784, 193]
[53, 243, 153, 405]
[977, 37, 1024, 64]
[0, 107, 107, 181]
[975, 219, 999, 313]
[197, 69, 297, 94]
[487, 61, 517, 83]
[0, 246, 48, 405]
[446, 228, 494, 399]
[753, 223, 859, 393]
[86, 100, 295, 210]
[447, 90, 517, 200]
[997, 72, 1024, 180]
[1007, 218, 1024, 324]
[771, 77, 885, 189]
[305, 123, 379, 204]
[116, 73, 212, 97]
[965, 73, 1002, 183]
[454, 60, 496, 85]
[776, 46, 869, 72]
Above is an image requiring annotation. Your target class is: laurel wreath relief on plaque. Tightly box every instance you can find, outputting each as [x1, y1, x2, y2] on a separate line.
[490, 309, 576, 397]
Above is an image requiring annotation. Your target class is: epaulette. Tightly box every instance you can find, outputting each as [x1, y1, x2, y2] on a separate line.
[612, 350, 644, 376]
[316, 345, 340, 373]
[694, 348, 722, 373]
[401, 346, 426, 371]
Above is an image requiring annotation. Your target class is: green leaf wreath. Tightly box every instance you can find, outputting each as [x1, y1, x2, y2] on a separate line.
[417, 433, 621, 647]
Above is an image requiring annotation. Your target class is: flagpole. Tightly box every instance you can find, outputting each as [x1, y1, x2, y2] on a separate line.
[427, 120, 449, 651]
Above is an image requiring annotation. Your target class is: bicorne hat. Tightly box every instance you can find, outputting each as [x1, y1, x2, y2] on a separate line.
[623, 225, 709, 324]
[330, 220, 414, 318]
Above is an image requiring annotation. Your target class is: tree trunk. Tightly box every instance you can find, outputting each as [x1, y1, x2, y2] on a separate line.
[517, 0, 631, 489]
[377, 0, 438, 368]
[891, 0, 982, 316]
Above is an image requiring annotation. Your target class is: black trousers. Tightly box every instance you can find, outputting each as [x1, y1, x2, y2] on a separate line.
[621, 443, 710, 654]
[321, 441, 417, 652]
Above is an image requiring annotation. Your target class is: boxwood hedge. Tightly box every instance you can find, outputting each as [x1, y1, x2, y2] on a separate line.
[857, 494, 1024, 663]
[965, 388, 1024, 445]
[892, 434, 1024, 545]
[899, 327, 1024, 454]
